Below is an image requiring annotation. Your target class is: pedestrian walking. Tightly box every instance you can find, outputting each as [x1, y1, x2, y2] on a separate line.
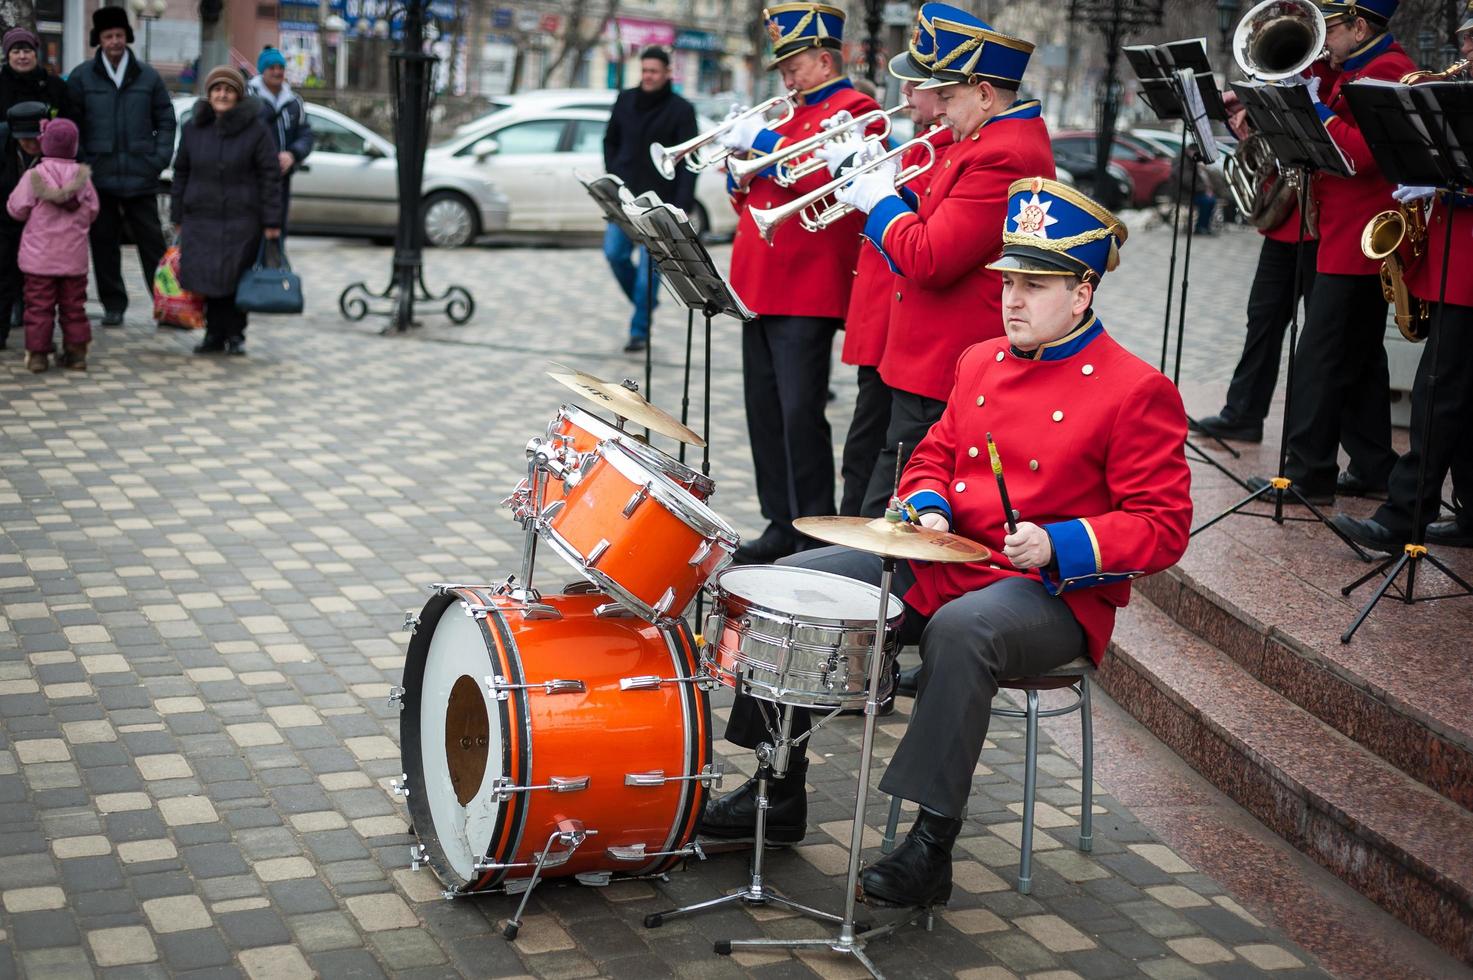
[67, 7, 175, 328]
[601, 46, 697, 354]
[1, 28, 72, 348]
[246, 46, 313, 233]
[6, 117, 100, 373]
[170, 66, 281, 356]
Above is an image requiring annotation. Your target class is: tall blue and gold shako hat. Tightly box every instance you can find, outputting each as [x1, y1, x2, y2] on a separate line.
[763, 3, 846, 69]
[917, 14, 1034, 89]
[986, 177, 1128, 285]
[1320, 0, 1399, 26]
[889, 3, 970, 83]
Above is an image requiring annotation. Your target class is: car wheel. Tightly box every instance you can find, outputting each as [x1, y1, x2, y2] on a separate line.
[422, 191, 478, 249]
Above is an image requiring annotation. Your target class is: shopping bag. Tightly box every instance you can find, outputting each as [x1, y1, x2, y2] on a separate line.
[152, 246, 206, 330]
[234, 238, 304, 315]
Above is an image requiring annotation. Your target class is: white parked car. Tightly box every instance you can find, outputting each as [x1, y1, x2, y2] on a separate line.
[429, 105, 739, 239]
[452, 88, 618, 136]
[163, 96, 511, 248]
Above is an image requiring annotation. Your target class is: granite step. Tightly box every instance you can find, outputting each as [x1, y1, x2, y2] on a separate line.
[1136, 538, 1473, 815]
[1101, 593, 1473, 964]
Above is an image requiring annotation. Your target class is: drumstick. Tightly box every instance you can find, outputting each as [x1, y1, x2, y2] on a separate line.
[986, 432, 1019, 535]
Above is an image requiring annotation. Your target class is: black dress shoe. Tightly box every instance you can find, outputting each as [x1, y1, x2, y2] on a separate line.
[193, 337, 226, 355]
[1191, 413, 1263, 443]
[896, 663, 921, 698]
[860, 808, 962, 908]
[698, 758, 807, 844]
[623, 336, 647, 353]
[101, 309, 124, 327]
[1246, 476, 1332, 507]
[1427, 518, 1473, 548]
[1336, 470, 1388, 499]
[1329, 514, 1402, 554]
[225, 337, 246, 356]
[732, 526, 798, 565]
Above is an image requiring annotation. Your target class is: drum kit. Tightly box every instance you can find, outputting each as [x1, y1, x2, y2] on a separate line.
[394, 364, 988, 974]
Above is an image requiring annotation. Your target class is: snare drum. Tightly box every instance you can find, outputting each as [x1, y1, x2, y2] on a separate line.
[399, 585, 715, 894]
[703, 565, 903, 709]
[539, 439, 738, 621]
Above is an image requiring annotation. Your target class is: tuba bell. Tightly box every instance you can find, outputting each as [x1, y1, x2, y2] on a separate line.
[1233, 0, 1327, 81]
[1362, 207, 1430, 342]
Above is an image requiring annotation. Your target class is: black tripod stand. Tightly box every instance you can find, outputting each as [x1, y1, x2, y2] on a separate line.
[1336, 79, 1473, 641]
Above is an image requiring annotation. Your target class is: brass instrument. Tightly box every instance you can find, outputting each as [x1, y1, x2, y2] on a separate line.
[649, 93, 799, 180]
[1224, 133, 1313, 234]
[1232, 0, 1327, 81]
[1400, 58, 1471, 84]
[1362, 206, 1430, 342]
[727, 105, 906, 190]
[748, 128, 943, 242]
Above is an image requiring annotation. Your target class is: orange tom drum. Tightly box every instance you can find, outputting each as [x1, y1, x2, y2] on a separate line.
[399, 585, 715, 894]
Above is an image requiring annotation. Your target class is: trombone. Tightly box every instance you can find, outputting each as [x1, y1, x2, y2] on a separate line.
[649, 93, 799, 181]
[727, 104, 908, 190]
[749, 127, 944, 243]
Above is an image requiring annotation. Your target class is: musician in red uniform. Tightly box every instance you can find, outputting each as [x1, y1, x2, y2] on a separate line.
[719, 3, 882, 564]
[832, 5, 954, 517]
[1332, 8, 1473, 550]
[1249, 0, 1415, 504]
[701, 181, 1193, 910]
[1191, 92, 1317, 444]
[832, 12, 1056, 518]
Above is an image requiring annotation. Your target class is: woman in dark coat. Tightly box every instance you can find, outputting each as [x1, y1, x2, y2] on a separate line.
[170, 65, 281, 355]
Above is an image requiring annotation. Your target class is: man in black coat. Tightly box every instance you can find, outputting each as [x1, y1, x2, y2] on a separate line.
[0, 28, 72, 347]
[601, 46, 697, 354]
[67, 7, 176, 327]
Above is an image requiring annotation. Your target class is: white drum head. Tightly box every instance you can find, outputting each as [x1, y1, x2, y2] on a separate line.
[715, 565, 903, 625]
[419, 609, 506, 883]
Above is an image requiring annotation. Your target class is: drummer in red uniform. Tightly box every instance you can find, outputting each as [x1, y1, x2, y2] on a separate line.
[718, 3, 883, 564]
[702, 178, 1194, 910]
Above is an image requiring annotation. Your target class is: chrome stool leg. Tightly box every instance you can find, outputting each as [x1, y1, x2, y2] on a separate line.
[1018, 689, 1040, 895]
[881, 796, 903, 853]
[1079, 678, 1094, 853]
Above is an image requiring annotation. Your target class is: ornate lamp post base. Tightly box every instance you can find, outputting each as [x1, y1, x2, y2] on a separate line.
[339, 267, 475, 333]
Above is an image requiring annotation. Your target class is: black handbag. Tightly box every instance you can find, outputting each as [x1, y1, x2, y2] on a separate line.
[234, 238, 303, 314]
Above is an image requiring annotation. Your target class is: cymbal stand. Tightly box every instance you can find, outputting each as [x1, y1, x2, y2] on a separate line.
[715, 556, 930, 979]
[643, 704, 843, 928]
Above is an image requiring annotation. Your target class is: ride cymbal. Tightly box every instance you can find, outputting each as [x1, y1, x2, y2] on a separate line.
[546, 364, 706, 447]
[793, 516, 989, 564]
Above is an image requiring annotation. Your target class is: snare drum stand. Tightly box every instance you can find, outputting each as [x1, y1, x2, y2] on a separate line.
[644, 703, 843, 929]
[714, 557, 929, 980]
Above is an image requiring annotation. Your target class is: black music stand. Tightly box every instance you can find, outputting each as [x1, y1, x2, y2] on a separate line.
[1191, 82, 1371, 560]
[1123, 39, 1243, 476]
[1335, 80, 1473, 641]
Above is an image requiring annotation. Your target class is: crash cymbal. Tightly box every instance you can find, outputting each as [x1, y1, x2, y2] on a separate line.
[546, 364, 706, 447]
[793, 516, 990, 564]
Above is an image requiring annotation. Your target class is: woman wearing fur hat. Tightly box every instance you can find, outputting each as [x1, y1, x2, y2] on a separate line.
[6, 117, 100, 372]
[169, 66, 281, 356]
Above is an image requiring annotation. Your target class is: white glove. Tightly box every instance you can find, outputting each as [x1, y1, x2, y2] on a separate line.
[1393, 184, 1437, 204]
[820, 109, 854, 132]
[718, 111, 766, 153]
[1279, 72, 1307, 87]
[816, 136, 866, 176]
[834, 153, 899, 215]
[1304, 75, 1322, 103]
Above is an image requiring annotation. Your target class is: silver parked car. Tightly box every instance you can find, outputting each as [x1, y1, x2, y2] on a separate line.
[430, 105, 738, 239]
[163, 96, 510, 248]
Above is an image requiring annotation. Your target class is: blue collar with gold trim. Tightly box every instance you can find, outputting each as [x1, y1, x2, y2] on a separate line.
[1342, 32, 1393, 73]
[802, 78, 854, 105]
[985, 99, 1042, 127]
[1011, 313, 1104, 361]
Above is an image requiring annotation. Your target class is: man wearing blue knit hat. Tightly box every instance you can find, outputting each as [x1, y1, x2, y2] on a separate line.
[247, 46, 313, 233]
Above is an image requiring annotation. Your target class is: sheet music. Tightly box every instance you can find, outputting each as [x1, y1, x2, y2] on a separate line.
[1176, 68, 1218, 163]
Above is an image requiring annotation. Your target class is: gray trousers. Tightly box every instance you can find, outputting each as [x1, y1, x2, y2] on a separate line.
[722, 545, 1086, 818]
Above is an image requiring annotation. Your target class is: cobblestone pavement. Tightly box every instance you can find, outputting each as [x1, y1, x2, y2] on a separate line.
[0, 222, 1329, 978]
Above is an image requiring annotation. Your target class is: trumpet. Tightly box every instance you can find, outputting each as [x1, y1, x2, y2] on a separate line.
[649, 94, 798, 181]
[727, 104, 907, 190]
[1362, 205, 1429, 342]
[749, 128, 943, 243]
[1232, 0, 1326, 81]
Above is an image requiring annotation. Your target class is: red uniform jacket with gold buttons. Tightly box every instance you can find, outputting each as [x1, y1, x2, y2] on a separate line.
[726, 79, 882, 320]
[898, 319, 1193, 663]
[856, 102, 1054, 401]
[1406, 192, 1473, 309]
[1308, 38, 1416, 275]
[841, 129, 956, 368]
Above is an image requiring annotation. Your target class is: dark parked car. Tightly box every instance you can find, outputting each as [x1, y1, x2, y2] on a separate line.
[1053, 130, 1173, 210]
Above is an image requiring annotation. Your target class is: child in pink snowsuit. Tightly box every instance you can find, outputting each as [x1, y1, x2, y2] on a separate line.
[6, 117, 99, 372]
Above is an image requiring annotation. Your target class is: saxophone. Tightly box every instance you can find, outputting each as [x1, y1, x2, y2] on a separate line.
[1399, 59, 1471, 84]
[1361, 205, 1429, 342]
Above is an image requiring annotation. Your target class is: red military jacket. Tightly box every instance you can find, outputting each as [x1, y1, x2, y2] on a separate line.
[1406, 192, 1473, 309]
[1261, 192, 1315, 244]
[898, 318, 1193, 663]
[841, 128, 957, 368]
[1308, 37, 1416, 275]
[863, 101, 1056, 401]
[727, 79, 882, 320]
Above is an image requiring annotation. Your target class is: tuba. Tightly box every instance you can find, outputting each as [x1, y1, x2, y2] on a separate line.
[1232, 0, 1327, 81]
[1224, 133, 1315, 234]
[1362, 206, 1430, 342]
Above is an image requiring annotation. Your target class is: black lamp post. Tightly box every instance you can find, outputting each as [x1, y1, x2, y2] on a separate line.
[1216, 0, 1239, 63]
[339, 0, 474, 332]
[863, 0, 884, 83]
[1070, 0, 1164, 209]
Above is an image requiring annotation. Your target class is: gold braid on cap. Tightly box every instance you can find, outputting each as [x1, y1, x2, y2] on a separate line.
[772, 8, 817, 46]
[1002, 227, 1116, 252]
[931, 31, 986, 71]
